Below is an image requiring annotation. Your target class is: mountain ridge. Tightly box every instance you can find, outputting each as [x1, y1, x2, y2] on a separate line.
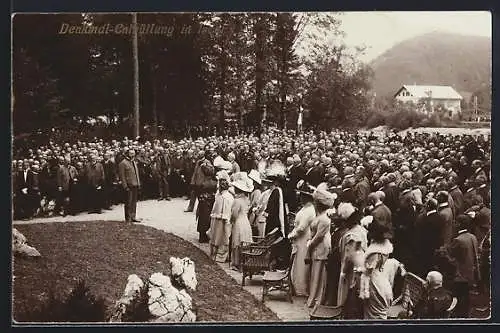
[370, 31, 492, 99]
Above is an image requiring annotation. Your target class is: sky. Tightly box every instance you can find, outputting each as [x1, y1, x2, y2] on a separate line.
[300, 11, 492, 63]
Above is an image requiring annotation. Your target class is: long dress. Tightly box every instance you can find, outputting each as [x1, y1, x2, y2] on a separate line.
[248, 188, 262, 236]
[337, 222, 368, 318]
[196, 185, 216, 242]
[363, 269, 394, 319]
[306, 211, 331, 308]
[289, 203, 315, 296]
[323, 222, 348, 306]
[209, 189, 234, 262]
[230, 194, 253, 267]
[255, 189, 272, 237]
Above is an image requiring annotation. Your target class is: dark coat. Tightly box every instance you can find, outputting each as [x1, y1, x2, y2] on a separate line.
[85, 162, 105, 188]
[15, 169, 36, 194]
[190, 158, 211, 186]
[354, 178, 370, 211]
[103, 160, 118, 185]
[265, 187, 288, 236]
[339, 187, 356, 206]
[438, 204, 454, 246]
[450, 231, 480, 285]
[305, 165, 324, 187]
[415, 211, 446, 276]
[368, 203, 393, 241]
[383, 184, 400, 216]
[57, 165, 78, 191]
[449, 186, 465, 217]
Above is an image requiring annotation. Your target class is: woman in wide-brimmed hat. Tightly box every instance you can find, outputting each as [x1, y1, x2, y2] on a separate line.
[229, 172, 254, 270]
[264, 161, 291, 270]
[209, 170, 234, 263]
[287, 180, 316, 297]
[306, 183, 335, 308]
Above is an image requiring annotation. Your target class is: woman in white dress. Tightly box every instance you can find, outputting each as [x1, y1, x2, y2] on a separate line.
[287, 181, 316, 296]
[209, 171, 234, 263]
[306, 183, 335, 308]
[230, 172, 254, 270]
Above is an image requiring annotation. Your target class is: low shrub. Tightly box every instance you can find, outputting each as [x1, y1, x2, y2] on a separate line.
[18, 280, 107, 322]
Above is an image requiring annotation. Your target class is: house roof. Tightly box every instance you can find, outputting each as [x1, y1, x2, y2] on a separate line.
[396, 85, 463, 100]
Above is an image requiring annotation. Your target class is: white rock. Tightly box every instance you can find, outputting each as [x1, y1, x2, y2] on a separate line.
[12, 229, 41, 257]
[13, 228, 27, 246]
[123, 274, 144, 300]
[16, 244, 41, 257]
[147, 272, 196, 322]
[109, 274, 145, 322]
[169, 257, 197, 291]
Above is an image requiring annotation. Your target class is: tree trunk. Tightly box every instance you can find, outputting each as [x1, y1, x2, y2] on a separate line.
[132, 13, 140, 138]
[255, 16, 265, 127]
[151, 66, 158, 137]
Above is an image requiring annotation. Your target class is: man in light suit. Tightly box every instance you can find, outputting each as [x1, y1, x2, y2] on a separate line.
[119, 149, 141, 222]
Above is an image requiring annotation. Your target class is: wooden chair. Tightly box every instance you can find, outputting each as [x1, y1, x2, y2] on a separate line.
[261, 253, 295, 303]
[309, 304, 343, 320]
[240, 228, 283, 286]
[388, 272, 427, 319]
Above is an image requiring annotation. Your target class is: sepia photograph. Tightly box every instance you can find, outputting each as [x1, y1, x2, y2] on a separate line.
[11, 11, 491, 323]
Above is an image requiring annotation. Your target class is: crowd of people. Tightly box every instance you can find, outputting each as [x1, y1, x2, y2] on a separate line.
[12, 126, 491, 319]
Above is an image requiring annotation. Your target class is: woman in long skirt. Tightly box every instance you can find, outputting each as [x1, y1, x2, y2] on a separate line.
[337, 202, 368, 319]
[196, 184, 217, 243]
[306, 184, 334, 308]
[288, 187, 315, 297]
[230, 172, 254, 270]
[248, 170, 263, 237]
[209, 172, 234, 262]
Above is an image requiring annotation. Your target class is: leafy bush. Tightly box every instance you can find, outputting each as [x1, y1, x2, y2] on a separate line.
[121, 283, 154, 322]
[18, 280, 107, 322]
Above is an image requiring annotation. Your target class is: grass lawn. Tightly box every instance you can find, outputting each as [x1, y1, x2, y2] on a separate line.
[13, 221, 280, 322]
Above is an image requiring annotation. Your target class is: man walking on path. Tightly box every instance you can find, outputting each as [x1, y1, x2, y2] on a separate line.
[119, 149, 141, 222]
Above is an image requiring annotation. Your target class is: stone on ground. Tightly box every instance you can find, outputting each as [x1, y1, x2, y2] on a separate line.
[13, 228, 41, 257]
[170, 257, 197, 291]
[148, 272, 196, 322]
[109, 274, 144, 322]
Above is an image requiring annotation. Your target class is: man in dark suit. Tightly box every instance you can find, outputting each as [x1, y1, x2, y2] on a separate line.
[448, 175, 465, 217]
[154, 146, 171, 201]
[305, 158, 324, 187]
[414, 199, 445, 277]
[450, 215, 480, 318]
[353, 166, 370, 211]
[15, 160, 36, 219]
[86, 153, 105, 214]
[103, 151, 118, 209]
[185, 150, 209, 212]
[382, 173, 400, 216]
[119, 149, 141, 222]
[367, 191, 393, 242]
[339, 175, 357, 205]
[56, 156, 78, 216]
[285, 154, 305, 213]
[437, 191, 454, 246]
[416, 271, 454, 319]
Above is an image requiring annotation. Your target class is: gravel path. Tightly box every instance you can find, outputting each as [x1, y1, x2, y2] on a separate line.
[13, 198, 310, 321]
